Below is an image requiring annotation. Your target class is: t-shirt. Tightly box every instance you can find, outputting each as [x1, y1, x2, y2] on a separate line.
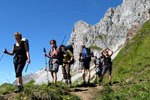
[63, 50, 73, 63]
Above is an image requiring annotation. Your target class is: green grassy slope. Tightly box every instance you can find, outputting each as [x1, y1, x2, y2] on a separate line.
[113, 20, 150, 81]
[0, 81, 80, 100]
[95, 20, 150, 100]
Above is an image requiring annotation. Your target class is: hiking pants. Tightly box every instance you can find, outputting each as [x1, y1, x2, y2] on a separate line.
[13, 58, 26, 78]
[62, 64, 71, 80]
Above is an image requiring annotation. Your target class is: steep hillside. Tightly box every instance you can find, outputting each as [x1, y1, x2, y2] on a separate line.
[95, 20, 150, 100]
[113, 20, 150, 81]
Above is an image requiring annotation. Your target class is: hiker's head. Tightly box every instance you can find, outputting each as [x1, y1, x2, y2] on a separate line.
[103, 50, 108, 56]
[14, 32, 22, 42]
[50, 39, 56, 47]
[60, 45, 66, 51]
[81, 45, 85, 51]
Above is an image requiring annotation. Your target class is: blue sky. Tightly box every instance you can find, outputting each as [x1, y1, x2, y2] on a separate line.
[0, 0, 122, 84]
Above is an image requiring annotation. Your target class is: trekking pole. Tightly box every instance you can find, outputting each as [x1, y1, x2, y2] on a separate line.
[25, 63, 30, 73]
[43, 47, 49, 83]
[0, 53, 4, 62]
[61, 34, 66, 45]
[43, 48, 48, 67]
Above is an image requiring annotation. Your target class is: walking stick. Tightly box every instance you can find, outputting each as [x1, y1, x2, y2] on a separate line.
[43, 47, 49, 84]
[25, 63, 30, 73]
[0, 53, 4, 62]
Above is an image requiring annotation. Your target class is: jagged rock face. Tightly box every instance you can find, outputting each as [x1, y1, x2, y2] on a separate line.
[68, 0, 150, 69]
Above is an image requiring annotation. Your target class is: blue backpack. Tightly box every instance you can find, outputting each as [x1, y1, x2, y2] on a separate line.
[83, 47, 91, 61]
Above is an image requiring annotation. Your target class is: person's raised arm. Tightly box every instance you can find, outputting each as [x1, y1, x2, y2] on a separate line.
[108, 49, 113, 57]
[4, 47, 14, 56]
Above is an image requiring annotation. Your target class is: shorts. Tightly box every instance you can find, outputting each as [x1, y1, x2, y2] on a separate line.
[79, 59, 90, 70]
[13, 57, 26, 77]
[49, 62, 59, 72]
[102, 65, 112, 75]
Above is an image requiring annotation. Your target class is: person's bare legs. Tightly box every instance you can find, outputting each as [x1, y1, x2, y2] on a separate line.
[82, 69, 86, 83]
[17, 76, 23, 86]
[87, 69, 90, 84]
[53, 72, 57, 83]
[51, 72, 54, 83]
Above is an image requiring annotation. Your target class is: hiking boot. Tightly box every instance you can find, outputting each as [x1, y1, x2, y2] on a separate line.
[109, 82, 112, 86]
[94, 80, 97, 84]
[80, 81, 86, 87]
[65, 79, 68, 84]
[47, 82, 51, 86]
[14, 86, 24, 93]
[69, 80, 72, 85]
[98, 79, 102, 83]
[88, 80, 90, 84]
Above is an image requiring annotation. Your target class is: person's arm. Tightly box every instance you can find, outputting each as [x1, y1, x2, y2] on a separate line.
[68, 50, 74, 63]
[50, 47, 59, 57]
[108, 49, 113, 57]
[44, 51, 51, 58]
[4, 47, 14, 56]
[24, 42, 31, 64]
[101, 48, 106, 56]
[78, 52, 82, 61]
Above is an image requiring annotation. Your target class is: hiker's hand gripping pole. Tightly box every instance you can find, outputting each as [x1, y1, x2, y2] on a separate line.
[43, 47, 48, 67]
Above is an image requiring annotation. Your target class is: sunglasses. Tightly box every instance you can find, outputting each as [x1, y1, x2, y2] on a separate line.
[15, 37, 20, 40]
[50, 42, 55, 44]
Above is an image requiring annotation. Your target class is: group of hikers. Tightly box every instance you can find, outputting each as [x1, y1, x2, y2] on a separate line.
[2, 32, 113, 93]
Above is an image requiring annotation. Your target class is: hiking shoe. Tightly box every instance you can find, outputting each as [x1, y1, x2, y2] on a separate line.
[98, 79, 102, 83]
[69, 80, 72, 85]
[65, 79, 68, 84]
[109, 82, 112, 86]
[88, 80, 90, 84]
[80, 82, 86, 87]
[94, 80, 97, 84]
[47, 82, 51, 86]
[14, 86, 24, 93]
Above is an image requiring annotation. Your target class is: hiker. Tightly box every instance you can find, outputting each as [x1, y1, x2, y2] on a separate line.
[60, 45, 74, 84]
[3, 32, 30, 93]
[93, 56, 102, 83]
[79, 45, 91, 85]
[44, 39, 59, 84]
[100, 48, 113, 85]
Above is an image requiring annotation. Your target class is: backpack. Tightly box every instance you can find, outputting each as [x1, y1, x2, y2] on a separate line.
[58, 47, 64, 65]
[22, 38, 29, 51]
[85, 47, 91, 61]
[66, 45, 74, 64]
[66, 45, 73, 54]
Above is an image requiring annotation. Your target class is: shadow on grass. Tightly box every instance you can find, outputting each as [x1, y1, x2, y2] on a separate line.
[75, 83, 97, 88]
